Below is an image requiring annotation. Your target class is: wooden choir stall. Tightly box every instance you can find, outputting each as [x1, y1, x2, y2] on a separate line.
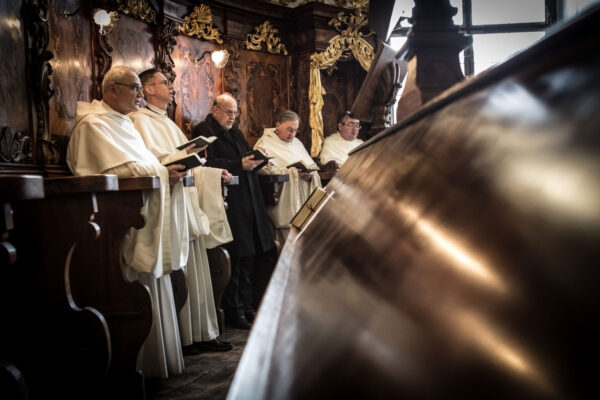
[229, 4, 600, 400]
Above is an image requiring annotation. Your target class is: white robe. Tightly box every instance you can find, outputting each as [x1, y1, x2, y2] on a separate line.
[254, 128, 321, 244]
[319, 132, 363, 166]
[67, 100, 184, 378]
[130, 104, 225, 344]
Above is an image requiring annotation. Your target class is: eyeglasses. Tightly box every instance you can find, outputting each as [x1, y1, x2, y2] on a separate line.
[216, 104, 240, 117]
[113, 82, 143, 93]
[343, 122, 361, 129]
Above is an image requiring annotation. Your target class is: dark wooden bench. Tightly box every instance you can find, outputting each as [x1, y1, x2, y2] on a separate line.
[1, 174, 157, 399]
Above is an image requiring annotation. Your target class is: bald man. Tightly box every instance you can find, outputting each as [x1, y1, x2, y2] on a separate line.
[67, 65, 185, 378]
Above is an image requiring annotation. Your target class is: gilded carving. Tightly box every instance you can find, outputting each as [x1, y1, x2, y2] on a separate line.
[118, 0, 157, 24]
[180, 5, 223, 44]
[245, 21, 288, 55]
[308, 8, 374, 156]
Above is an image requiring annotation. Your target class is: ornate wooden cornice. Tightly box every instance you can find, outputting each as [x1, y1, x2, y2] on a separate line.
[118, 0, 157, 24]
[245, 21, 288, 55]
[179, 5, 223, 44]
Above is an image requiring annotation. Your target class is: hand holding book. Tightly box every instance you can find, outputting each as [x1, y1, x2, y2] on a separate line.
[286, 160, 320, 173]
[163, 153, 206, 171]
[175, 135, 217, 151]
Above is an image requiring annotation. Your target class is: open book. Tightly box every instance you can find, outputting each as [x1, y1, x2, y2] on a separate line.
[175, 135, 217, 151]
[163, 153, 206, 171]
[245, 149, 272, 170]
[286, 160, 320, 172]
[245, 149, 273, 162]
[291, 187, 328, 230]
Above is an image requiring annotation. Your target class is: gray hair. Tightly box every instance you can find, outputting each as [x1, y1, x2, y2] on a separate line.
[214, 92, 237, 107]
[102, 66, 137, 94]
[276, 110, 300, 124]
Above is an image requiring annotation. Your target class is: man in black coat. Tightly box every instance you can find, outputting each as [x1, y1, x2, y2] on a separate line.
[193, 93, 276, 330]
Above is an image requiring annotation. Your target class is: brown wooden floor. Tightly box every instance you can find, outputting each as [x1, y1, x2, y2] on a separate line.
[146, 328, 249, 400]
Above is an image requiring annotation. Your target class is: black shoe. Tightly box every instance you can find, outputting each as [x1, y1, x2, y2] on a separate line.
[227, 314, 251, 330]
[182, 344, 201, 356]
[194, 338, 234, 352]
[244, 309, 256, 323]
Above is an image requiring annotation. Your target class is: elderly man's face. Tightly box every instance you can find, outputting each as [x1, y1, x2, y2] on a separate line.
[275, 120, 299, 143]
[338, 117, 360, 141]
[146, 72, 174, 105]
[213, 98, 238, 130]
[110, 71, 144, 114]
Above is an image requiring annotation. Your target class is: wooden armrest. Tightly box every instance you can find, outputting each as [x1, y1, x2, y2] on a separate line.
[118, 176, 160, 191]
[0, 175, 45, 201]
[44, 175, 119, 196]
[258, 174, 289, 183]
[182, 175, 195, 187]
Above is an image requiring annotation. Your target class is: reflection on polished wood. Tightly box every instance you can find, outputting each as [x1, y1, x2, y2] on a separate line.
[229, 6, 600, 399]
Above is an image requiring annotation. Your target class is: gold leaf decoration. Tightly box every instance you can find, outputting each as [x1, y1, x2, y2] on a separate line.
[118, 0, 157, 24]
[180, 4, 223, 44]
[309, 8, 374, 156]
[245, 21, 288, 55]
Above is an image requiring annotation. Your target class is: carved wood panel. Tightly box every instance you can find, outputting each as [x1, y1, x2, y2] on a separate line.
[320, 60, 365, 138]
[0, 0, 30, 131]
[172, 34, 222, 136]
[48, 0, 93, 137]
[238, 49, 288, 147]
[109, 15, 155, 74]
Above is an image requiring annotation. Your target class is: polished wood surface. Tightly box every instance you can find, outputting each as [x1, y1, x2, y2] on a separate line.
[8, 176, 113, 399]
[229, 6, 600, 399]
[70, 177, 155, 399]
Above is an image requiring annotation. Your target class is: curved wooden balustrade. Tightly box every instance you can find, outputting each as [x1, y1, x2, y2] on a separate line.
[229, 6, 600, 400]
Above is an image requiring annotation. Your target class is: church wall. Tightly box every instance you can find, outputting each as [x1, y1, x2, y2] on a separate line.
[0, 0, 368, 176]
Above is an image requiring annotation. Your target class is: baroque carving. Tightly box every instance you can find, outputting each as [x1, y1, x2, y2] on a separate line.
[93, 33, 113, 100]
[373, 62, 404, 129]
[246, 62, 281, 137]
[245, 21, 288, 55]
[224, 39, 243, 105]
[118, 0, 157, 24]
[156, 21, 179, 83]
[25, 0, 57, 164]
[0, 127, 33, 163]
[180, 5, 223, 44]
[308, 8, 374, 156]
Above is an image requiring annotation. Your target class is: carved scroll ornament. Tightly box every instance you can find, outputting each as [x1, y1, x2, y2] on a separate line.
[118, 0, 157, 24]
[309, 8, 374, 156]
[179, 5, 223, 44]
[245, 21, 288, 55]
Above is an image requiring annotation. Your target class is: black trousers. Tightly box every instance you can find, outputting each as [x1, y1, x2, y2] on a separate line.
[223, 255, 254, 318]
[222, 246, 278, 318]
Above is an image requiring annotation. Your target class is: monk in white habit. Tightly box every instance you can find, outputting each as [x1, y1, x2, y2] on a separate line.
[130, 68, 233, 353]
[67, 66, 186, 378]
[319, 110, 364, 167]
[254, 110, 322, 244]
